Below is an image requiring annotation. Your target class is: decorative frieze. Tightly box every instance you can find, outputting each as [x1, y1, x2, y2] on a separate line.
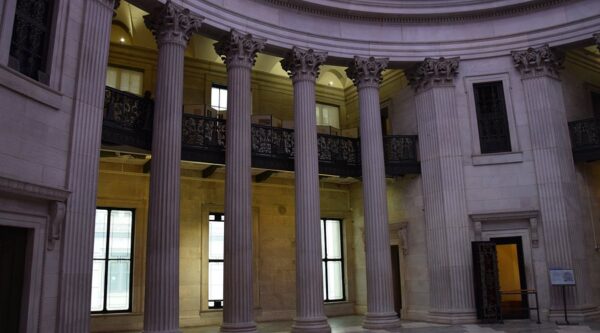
[346, 56, 388, 89]
[409, 57, 459, 91]
[511, 44, 563, 79]
[281, 47, 327, 82]
[215, 30, 266, 69]
[144, 0, 203, 47]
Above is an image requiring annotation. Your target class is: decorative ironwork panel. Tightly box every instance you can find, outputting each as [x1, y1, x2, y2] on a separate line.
[317, 135, 360, 165]
[182, 114, 226, 149]
[569, 118, 600, 150]
[473, 81, 512, 154]
[384, 135, 418, 162]
[104, 87, 153, 130]
[9, 0, 54, 80]
[472, 241, 501, 323]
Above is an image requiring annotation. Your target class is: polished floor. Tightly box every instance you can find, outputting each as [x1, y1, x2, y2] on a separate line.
[167, 315, 600, 333]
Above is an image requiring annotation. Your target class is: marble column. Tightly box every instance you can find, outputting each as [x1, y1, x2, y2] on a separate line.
[56, 1, 118, 332]
[512, 45, 594, 316]
[214, 30, 265, 333]
[143, 3, 202, 332]
[411, 57, 475, 323]
[346, 56, 400, 329]
[281, 47, 331, 333]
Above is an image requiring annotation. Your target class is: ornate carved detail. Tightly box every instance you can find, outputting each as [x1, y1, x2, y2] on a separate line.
[318, 135, 359, 165]
[281, 47, 327, 82]
[47, 201, 66, 251]
[104, 87, 153, 130]
[346, 56, 388, 89]
[530, 217, 539, 248]
[511, 44, 563, 79]
[409, 57, 459, 91]
[144, 0, 203, 46]
[214, 30, 266, 69]
[594, 33, 600, 52]
[384, 135, 418, 161]
[0, 176, 70, 202]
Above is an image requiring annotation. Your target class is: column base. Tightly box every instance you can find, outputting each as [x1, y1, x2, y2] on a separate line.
[428, 310, 477, 324]
[220, 321, 258, 333]
[362, 311, 400, 329]
[548, 305, 600, 323]
[143, 330, 181, 333]
[291, 316, 331, 333]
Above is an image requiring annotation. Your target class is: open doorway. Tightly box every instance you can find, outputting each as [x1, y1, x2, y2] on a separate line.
[491, 237, 529, 319]
[0, 225, 28, 332]
[390, 245, 402, 318]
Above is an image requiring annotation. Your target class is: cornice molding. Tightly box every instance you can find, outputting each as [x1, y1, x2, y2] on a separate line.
[214, 29, 266, 69]
[346, 56, 388, 89]
[144, 0, 203, 47]
[409, 57, 460, 92]
[260, 0, 570, 24]
[281, 47, 328, 83]
[512, 44, 563, 79]
[0, 176, 70, 202]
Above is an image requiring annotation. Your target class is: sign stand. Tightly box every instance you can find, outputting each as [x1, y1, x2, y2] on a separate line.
[549, 269, 578, 326]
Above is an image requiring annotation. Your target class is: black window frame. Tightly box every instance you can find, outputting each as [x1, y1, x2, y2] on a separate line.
[473, 81, 512, 154]
[210, 84, 228, 112]
[321, 218, 346, 302]
[92, 207, 135, 314]
[208, 212, 224, 309]
[9, 0, 55, 83]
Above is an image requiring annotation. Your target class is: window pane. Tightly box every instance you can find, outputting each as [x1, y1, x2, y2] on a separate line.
[94, 210, 108, 259]
[106, 67, 118, 88]
[208, 262, 224, 301]
[91, 260, 106, 311]
[327, 261, 344, 300]
[325, 220, 341, 259]
[129, 71, 143, 95]
[211, 87, 220, 109]
[109, 210, 133, 259]
[120, 71, 131, 92]
[321, 220, 325, 259]
[219, 89, 227, 111]
[315, 104, 340, 128]
[322, 262, 327, 300]
[106, 260, 131, 311]
[208, 221, 224, 260]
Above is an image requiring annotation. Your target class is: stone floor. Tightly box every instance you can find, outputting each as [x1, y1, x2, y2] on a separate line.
[174, 315, 600, 333]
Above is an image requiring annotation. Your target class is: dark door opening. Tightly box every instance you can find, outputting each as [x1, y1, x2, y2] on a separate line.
[0, 225, 28, 333]
[390, 245, 402, 318]
[491, 237, 529, 319]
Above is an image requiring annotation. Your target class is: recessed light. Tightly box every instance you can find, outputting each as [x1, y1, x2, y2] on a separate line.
[119, 37, 126, 43]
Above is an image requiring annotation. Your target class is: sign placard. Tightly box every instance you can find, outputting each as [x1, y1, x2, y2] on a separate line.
[549, 269, 576, 286]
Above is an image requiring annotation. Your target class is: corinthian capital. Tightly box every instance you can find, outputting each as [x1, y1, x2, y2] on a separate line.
[409, 57, 459, 91]
[214, 30, 266, 69]
[144, 1, 203, 47]
[346, 56, 388, 89]
[511, 44, 563, 79]
[281, 47, 328, 82]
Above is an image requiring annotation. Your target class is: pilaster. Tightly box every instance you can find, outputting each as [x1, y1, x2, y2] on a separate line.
[347, 56, 400, 329]
[142, 2, 202, 332]
[281, 47, 331, 333]
[411, 57, 476, 323]
[512, 44, 595, 316]
[214, 29, 265, 333]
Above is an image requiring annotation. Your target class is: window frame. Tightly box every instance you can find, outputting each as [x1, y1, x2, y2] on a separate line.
[210, 83, 228, 113]
[106, 64, 145, 96]
[207, 212, 224, 309]
[92, 207, 135, 314]
[472, 81, 512, 154]
[464, 73, 521, 160]
[321, 218, 346, 303]
[316, 102, 341, 129]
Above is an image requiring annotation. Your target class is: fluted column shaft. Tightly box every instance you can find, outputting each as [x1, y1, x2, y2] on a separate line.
[143, 3, 202, 332]
[513, 45, 593, 312]
[215, 30, 265, 333]
[347, 57, 399, 329]
[56, 1, 116, 332]
[282, 48, 330, 333]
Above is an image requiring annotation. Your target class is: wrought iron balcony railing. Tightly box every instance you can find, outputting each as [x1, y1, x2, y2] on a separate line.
[568, 118, 600, 162]
[102, 87, 420, 176]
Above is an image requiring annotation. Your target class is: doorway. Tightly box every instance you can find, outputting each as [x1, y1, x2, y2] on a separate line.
[0, 225, 28, 332]
[390, 245, 402, 317]
[491, 237, 529, 319]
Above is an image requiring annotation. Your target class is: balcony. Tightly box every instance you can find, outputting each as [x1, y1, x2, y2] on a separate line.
[102, 87, 420, 177]
[569, 118, 600, 162]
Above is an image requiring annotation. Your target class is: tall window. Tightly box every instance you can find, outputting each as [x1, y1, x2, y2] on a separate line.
[316, 103, 340, 128]
[91, 208, 134, 312]
[208, 213, 224, 309]
[473, 81, 511, 154]
[9, 0, 54, 81]
[106, 66, 144, 96]
[211, 84, 228, 112]
[321, 218, 345, 302]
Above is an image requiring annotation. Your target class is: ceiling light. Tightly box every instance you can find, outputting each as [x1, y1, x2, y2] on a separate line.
[119, 37, 126, 43]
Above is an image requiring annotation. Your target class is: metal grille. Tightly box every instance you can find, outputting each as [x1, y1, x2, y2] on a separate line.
[473, 81, 511, 154]
[9, 0, 53, 81]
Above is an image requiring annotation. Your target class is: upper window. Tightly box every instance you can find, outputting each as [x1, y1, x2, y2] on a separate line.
[211, 84, 228, 112]
[316, 103, 340, 129]
[208, 213, 224, 309]
[91, 208, 134, 313]
[473, 81, 511, 154]
[106, 66, 144, 96]
[321, 218, 345, 302]
[591, 91, 600, 119]
[9, 0, 54, 82]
